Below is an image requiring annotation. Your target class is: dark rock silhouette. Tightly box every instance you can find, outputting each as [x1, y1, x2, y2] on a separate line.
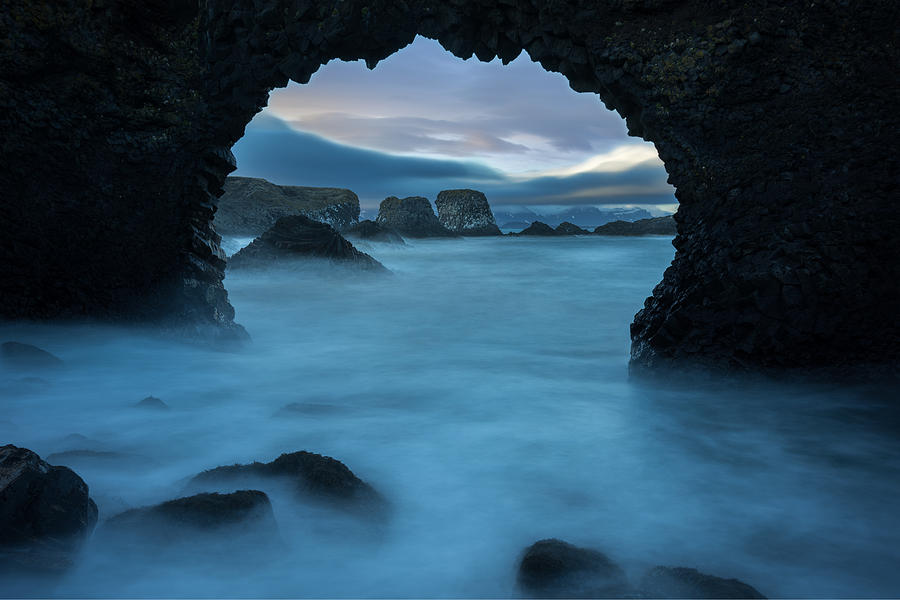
[435, 189, 502, 236]
[344, 219, 406, 245]
[517, 539, 630, 598]
[215, 176, 360, 236]
[511, 221, 561, 236]
[594, 216, 677, 236]
[376, 196, 456, 238]
[229, 215, 387, 272]
[555, 222, 590, 235]
[639, 566, 766, 599]
[1, 0, 897, 372]
[1, 342, 63, 370]
[135, 396, 169, 410]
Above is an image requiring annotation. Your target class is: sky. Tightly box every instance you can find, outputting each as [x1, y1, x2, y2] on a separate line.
[232, 36, 676, 212]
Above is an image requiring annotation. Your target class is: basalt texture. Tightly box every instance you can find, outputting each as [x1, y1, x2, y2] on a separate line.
[376, 196, 456, 238]
[215, 176, 360, 236]
[1, 0, 897, 372]
[435, 189, 502, 236]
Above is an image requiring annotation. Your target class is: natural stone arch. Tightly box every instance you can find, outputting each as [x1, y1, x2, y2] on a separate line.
[1, 0, 897, 371]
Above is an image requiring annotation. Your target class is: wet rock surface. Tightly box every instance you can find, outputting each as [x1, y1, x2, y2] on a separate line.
[2, 0, 897, 372]
[511, 221, 561, 236]
[215, 176, 360, 236]
[229, 215, 387, 272]
[594, 216, 677, 236]
[376, 196, 457, 238]
[344, 219, 406, 244]
[1, 342, 63, 370]
[639, 566, 766, 599]
[517, 539, 630, 598]
[435, 189, 502, 236]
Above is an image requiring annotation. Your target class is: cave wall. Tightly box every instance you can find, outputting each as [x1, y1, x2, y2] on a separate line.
[1, 0, 897, 370]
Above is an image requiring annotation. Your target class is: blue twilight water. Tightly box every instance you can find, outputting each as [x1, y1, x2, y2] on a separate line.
[1, 235, 899, 597]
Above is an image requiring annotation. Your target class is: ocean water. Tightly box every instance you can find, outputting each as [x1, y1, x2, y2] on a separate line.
[1, 235, 899, 598]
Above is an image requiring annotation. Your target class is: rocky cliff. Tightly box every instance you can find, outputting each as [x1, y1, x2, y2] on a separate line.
[594, 216, 677, 236]
[2, 0, 897, 373]
[376, 197, 456, 238]
[435, 189, 502, 236]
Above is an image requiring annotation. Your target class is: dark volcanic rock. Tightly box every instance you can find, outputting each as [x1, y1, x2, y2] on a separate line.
[189, 451, 384, 513]
[215, 176, 360, 236]
[228, 215, 387, 272]
[594, 216, 677, 236]
[2, 0, 898, 373]
[555, 222, 590, 235]
[135, 395, 169, 410]
[639, 566, 766, 599]
[517, 539, 631, 598]
[344, 219, 406, 244]
[0, 446, 98, 575]
[376, 196, 457, 238]
[435, 189, 502, 236]
[1, 342, 63, 370]
[511, 221, 561, 236]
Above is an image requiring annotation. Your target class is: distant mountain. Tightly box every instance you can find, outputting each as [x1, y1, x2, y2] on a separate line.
[494, 206, 653, 229]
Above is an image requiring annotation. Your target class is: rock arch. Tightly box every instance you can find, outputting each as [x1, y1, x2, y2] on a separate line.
[1, 0, 897, 370]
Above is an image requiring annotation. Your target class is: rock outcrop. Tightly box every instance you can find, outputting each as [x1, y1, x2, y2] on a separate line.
[2, 0, 897, 373]
[435, 189, 502, 236]
[594, 216, 677, 236]
[639, 566, 766, 599]
[0, 445, 98, 573]
[228, 215, 386, 272]
[517, 539, 630, 598]
[555, 222, 590, 235]
[215, 176, 360, 236]
[511, 221, 560, 236]
[1, 342, 63, 370]
[376, 197, 456, 238]
[344, 219, 405, 245]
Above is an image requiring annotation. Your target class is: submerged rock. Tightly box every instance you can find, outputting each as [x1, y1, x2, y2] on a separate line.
[376, 196, 457, 238]
[639, 566, 766, 599]
[517, 539, 630, 598]
[0, 445, 98, 575]
[134, 395, 169, 410]
[511, 221, 561, 236]
[1, 342, 63, 370]
[593, 215, 677, 236]
[555, 221, 590, 235]
[435, 189, 502, 236]
[215, 176, 360, 236]
[228, 215, 387, 272]
[189, 451, 385, 513]
[344, 219, 406, 244]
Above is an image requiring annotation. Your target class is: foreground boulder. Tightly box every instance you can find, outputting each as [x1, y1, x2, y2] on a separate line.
[0, 445, 98, 575]
[104, 490, 277, 547]
[517, 539, 630, 598]
[188, 451, 385, 514]
[435, 189, 502, 236]
[593, 215, 677, 236]
[376, 196, 457, 238]
[1, 342, 63, 370]
[215, 176, 360, 236]
[639, 566, 766, 599]
[511, 221, 560, 236]
[344, 219, 406, 244]
[555, 222, 590, 235]
[228, 215, 387, 272]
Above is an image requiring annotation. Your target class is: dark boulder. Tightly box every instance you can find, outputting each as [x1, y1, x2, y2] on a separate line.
[435, 189, 502, 236]
[555, 222, 590, 235]
[639, 566, 766, 599]
[189, 451, 385, 514]
[1, 342, 63, 370]
[135, 395, 169, 410]
[375, 196, 457, 238]
[593, 215, 677, 236]
[0, 446, 98, 576]
[511, 221, 561, 236]
[517, 539, 631, 598]
[344, 219, 406, 244]
[228, 215, 387, 271]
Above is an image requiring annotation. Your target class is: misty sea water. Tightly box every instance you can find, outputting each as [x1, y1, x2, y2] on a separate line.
[1, 235, 899, 598]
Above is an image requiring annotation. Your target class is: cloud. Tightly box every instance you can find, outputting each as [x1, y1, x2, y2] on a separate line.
[232, 115, 674, 209]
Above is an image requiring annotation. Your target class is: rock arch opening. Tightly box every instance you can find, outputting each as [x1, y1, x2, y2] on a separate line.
[2, 0, 897, 372]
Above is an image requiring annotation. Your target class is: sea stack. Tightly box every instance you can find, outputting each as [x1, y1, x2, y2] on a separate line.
[435, 189, 502, 236]
[375, 196, 456, 238]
